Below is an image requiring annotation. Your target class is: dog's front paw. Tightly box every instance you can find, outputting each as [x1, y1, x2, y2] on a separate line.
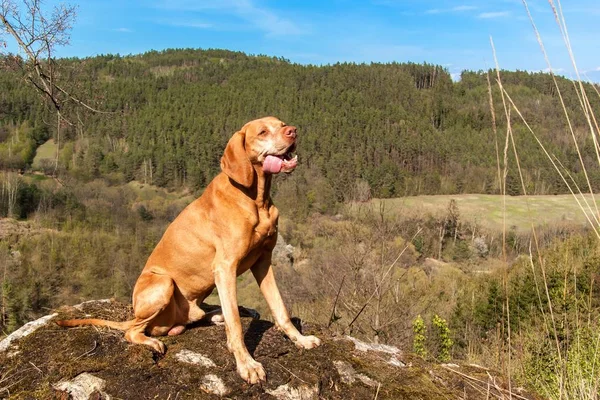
[209, 313, 225, 326]
[237, 357, 266, 384]
[147, 337, 166, 354]
[295, 334, 321, 350]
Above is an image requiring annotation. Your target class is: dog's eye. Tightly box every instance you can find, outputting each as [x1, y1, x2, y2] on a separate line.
[258, 130, 267, 136]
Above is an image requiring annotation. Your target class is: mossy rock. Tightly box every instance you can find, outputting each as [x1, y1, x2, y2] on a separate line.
[0, 300, 541, 399]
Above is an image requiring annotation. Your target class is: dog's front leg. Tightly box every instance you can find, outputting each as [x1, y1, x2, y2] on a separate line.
[214, 261, 266, 384]
[251, 255, 321, 350]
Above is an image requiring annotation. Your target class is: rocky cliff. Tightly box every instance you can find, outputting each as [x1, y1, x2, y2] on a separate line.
[0, 300, 539, 399]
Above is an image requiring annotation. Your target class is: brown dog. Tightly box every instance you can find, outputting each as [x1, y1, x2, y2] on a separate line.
[56, 117, 321, 384]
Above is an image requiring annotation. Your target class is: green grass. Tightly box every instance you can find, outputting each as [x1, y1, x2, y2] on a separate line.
[21, 173, 50, 182]
[126, 181, 196, 202]
[351, 194, 600, 233]
[31, 139, 57, 169]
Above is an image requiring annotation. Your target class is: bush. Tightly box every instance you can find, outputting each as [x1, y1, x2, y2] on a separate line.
[137, 204, 154, 221]
[413, 315, 427, 358]
[432, 314, 453, 362]
[450, 240, 472, 262]
[472, 237, 489, 258]
[17, 182, 42, 218]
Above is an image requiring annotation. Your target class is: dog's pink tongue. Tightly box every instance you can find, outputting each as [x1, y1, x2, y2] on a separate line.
[263, 155, 283, 174]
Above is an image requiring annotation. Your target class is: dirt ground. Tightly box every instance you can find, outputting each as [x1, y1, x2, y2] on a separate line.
[0, 300, 541, 399]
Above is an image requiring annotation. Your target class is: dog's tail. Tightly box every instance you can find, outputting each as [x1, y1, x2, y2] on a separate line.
[55, 318, 135, 331]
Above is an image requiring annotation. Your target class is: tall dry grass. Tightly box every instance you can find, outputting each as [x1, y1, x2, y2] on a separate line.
[490, 1, 600, 398]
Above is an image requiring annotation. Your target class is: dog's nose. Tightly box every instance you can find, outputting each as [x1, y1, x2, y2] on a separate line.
[284, 126, 297, 139]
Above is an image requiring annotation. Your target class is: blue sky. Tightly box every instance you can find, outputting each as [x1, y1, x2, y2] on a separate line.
[4, 0, 600, 80]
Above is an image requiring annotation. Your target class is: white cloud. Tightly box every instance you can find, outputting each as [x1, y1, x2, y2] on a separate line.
[154, 0, 305, 36]
[162, 20, 213, 29]
[543, 67, 565, 73]
[478, 11, 511, 19]
[574, 67, 600, 77]
[113, 28, 133, 33]
[425, 5, 477, 14]
[452, 5, 477, 12]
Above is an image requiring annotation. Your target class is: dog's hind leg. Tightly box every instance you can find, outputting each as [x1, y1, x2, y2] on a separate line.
[186, 299, 206, 324]
[166, 299, 206, 336]
[124, 271, 175, 353]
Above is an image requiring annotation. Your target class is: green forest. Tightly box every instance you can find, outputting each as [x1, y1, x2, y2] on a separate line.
[3, 49, 600, 398]
[1, 48, 599, 203]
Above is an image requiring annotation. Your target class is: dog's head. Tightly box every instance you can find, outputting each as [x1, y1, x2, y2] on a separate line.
[220, 117, 298, 188]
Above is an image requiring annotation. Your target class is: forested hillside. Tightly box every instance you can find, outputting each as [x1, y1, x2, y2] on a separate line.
[3, 48, 600, 398]
[1, 48, 599, 203]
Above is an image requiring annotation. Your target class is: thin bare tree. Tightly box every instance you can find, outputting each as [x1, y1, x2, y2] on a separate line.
[1, 172, 20, 218]
[0, 0, 108, 171]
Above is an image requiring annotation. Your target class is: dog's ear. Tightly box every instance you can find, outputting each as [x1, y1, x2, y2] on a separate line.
[220, 131, 255, 188]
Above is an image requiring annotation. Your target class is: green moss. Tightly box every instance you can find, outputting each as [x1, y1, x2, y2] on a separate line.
[0, 301, 541, 399]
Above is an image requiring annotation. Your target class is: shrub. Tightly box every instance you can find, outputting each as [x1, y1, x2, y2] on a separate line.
[432, 314, 453, 362]
[413, 315, 427, 358]
[472, 237, 489, 258]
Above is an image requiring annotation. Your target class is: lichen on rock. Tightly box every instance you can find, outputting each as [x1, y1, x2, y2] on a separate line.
[53, 373, 109, 400]
[175, 349, 217, 367]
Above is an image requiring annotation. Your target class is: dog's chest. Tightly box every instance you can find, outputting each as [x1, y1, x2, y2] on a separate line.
[233, 209, 278, 276]
[251, 206, 279, 249]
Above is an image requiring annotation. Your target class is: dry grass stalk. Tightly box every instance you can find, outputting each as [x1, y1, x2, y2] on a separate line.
[522, 0, 600, 225]
[487, 1, 600, 398]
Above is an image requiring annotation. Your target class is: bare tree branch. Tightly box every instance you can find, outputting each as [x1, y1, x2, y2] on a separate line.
[0, 0, 114, 171]
[1, 1, 113, 116]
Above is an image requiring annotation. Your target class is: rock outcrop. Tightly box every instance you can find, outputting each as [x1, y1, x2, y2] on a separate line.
[0, 300, 540, 399]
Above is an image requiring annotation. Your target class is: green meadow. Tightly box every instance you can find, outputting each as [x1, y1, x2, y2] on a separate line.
[31, 139, 57, 169]
[358, 194, 600, 233]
